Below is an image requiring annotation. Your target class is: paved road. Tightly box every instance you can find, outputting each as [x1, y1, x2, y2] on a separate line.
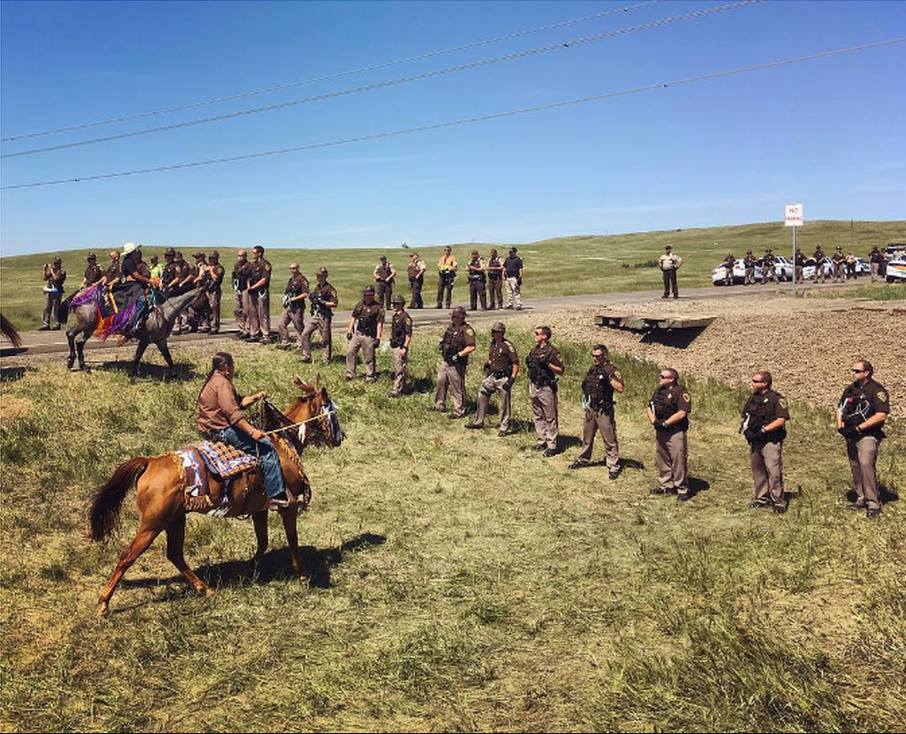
[0, 280, 847, 358]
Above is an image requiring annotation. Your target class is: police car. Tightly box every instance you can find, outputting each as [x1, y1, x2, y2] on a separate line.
[710, 256, 793, 285]
[886, 255, 906, 283]
[801, 256, 870, 281]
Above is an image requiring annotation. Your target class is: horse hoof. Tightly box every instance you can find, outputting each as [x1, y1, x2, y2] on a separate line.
[202, 586, 215, 597]
[66, 358, 75, 369]
[97, 601, 110, 617]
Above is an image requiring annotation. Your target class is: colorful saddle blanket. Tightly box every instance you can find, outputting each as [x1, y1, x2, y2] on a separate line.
[176, 441, 259, 517]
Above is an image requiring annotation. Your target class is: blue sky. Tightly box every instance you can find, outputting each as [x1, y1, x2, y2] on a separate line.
[1, 0, 904, 255]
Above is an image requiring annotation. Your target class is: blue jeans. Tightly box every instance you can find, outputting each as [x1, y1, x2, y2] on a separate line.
[214, 425, 285, 499]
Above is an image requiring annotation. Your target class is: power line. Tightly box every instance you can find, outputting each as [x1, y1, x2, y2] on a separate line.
[0, 1, 660, 144]
[1, 1, 759, 159]
[3, 37, 901, 191]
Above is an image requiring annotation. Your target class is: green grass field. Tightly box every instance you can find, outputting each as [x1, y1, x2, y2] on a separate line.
[2, 219, 904, 328]
[2, 328, 903, 732]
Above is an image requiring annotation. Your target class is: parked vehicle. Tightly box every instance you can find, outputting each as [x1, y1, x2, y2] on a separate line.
[710, 255, 793, 285]
[885, 256, 906, 283]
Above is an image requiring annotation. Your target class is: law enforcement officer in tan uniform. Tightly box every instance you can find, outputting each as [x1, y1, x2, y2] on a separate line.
[81, 253, 103, 289]
[466, 322, 519, 435]
[277, 263, 309, 349]
[407, 252, 426, 309]
[486, 248, 504, 309]
[232, 250, 251, 338]
[741, 371, 790, 513]
[837, 360, 890, 517]
[247, 245, 273, 342]
[373, 255, 396, 310]
[387, 294, 413, 397]
[434, 306, 476, 418]
[831, 246, 846, 283]
[525, 326, 564, 456]
[761, 248, 777, 284]
[812, 245, 826, 283]
[743, 250, 756, 285]
[467, 250, 487, 311]
[204, 251, 225, 334]
[301, 267, 338, 364]
[647, 368, 692, 500]
[569, 344, 624, 479]
[658, 244, 682, 298]
[345, 285, 384, 382]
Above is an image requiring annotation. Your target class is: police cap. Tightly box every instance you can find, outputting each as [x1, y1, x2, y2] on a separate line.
[208, 250, 220, 260]
[164, 247, 176, 257]
[391, 294, 405, 305]
[317, 267, 328, 276]
[491, 321, 506, 333]
[87, 252, 97, 261]
[363, 285, 375, 295]
[451, 306, 466, 317]
[53, 257, 62, 265]
[193, 251, 205, 259]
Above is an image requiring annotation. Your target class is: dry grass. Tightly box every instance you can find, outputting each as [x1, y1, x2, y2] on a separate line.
[1, 328, 904, 732]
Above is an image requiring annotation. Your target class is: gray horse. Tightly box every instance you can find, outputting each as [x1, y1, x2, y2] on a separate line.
[65, 287, 206, 379]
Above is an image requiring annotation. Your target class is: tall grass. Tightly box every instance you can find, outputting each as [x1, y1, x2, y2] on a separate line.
[1, 328, 903, 731]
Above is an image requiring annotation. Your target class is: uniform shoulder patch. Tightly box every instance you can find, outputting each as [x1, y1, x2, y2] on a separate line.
[877, 390, 887, 402]
[682, 393, 691, 402]
[613, 370, 622, 380]
[465, 327, 475, 336]
[779, 398, 788, 409]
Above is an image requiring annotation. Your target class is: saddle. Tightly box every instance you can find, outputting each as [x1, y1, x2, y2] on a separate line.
[176, 441, 259, 515]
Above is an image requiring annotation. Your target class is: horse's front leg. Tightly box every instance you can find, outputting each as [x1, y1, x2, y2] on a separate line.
[251, 510, 268, 561]
[75, 330, 89, 370]
[66, 327, 77, 369]
[130, 338, 150, 381]
[156, 340, 177, 380]
[165, 512, 213, 597]
[278, 505, 308, 582]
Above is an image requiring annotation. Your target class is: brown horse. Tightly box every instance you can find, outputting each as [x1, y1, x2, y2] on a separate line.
[89, 377, 343, 616]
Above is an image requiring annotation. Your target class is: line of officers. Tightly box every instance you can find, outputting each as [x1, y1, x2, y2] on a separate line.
[341, 292, 892, 517]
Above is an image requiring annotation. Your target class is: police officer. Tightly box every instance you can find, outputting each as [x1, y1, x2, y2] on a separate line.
[837, 360, 890, 517]
[407, 252, 426, 309]
[647, 368, 692, 500]
[387, 294, 413, 397]
[81, 253, 102, 290]
[831, 247, 846, 283]
[231, 249, 251, 339]
[277, 263, 309, 349]
[722, 253, 736, 286]
[248, 245, 272, 342]
[41, 257, 66, 330]
[794, 248, 806, 283]
[503, 247, 524, 310]
[812, 245, 826, 283]
[300, 267, 338, 364]
[102, 250, 122, 286]
[486, 248, 504, 309]
[185, 251, 210, 332]
[437, 246, 457, 309]
[569, 344, 624, 478]
[466, 322, 519, 436]
[204, 251, 225, 334]
[467, 250, 487, 311]
[345, 285, 384, 382]
[741, 371, 790, 513]
[743, 250, 756, 285]
[868, 245, 884, 282]
[525, 325, 564, 456]
[434, 306, 476, 418]
[658, 244, 682, 298]
[373, 255, 396, 310]
[761, 248, 777, 284]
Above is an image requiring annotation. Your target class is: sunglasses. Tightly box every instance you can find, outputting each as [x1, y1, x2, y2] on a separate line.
[659, 374, 674, 379]
[851, 368, 866, 373]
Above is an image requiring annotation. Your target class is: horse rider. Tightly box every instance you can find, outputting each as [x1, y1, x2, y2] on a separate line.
[196, 351, 291, 510]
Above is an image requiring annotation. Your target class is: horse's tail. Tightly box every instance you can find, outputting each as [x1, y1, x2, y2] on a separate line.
[58, 295, 72, 325]
[0, 313, 22, 348]
[89, 457, 149, 541]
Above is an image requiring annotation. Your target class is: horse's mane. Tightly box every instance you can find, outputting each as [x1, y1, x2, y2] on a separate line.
[0, 314, 22, 348]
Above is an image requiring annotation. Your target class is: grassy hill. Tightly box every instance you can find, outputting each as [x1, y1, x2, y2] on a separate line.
[1, 219, 904, 328]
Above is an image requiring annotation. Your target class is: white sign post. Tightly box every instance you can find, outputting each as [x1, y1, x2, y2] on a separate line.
[785, 204, 804, 296]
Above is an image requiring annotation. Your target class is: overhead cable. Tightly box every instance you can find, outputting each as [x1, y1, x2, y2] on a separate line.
[3, 37, 901, 191]
[0, 1, 660, 143]
[1, 1, 760, 159]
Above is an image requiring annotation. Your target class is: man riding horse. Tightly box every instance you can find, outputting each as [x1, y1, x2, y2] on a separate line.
[195, 351, 297, 511]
